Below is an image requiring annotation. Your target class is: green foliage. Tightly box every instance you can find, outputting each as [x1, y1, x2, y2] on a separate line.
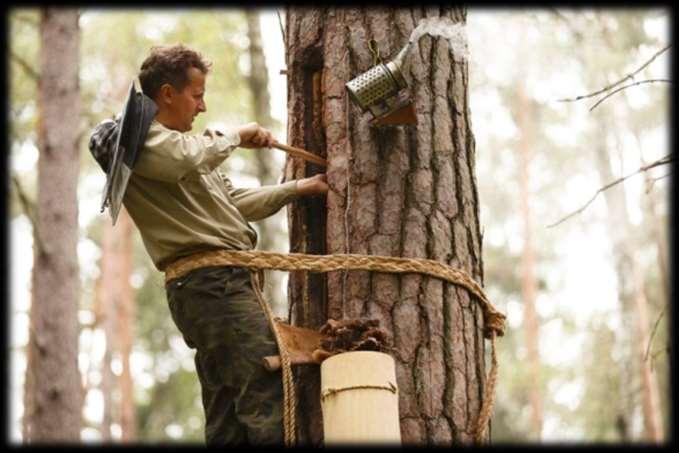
[9, 9, 40, 144]
[136, 368, 204, 442]
[80, 10, 251, 125]
[571, 318, 624, 441]
[8, 10, 40, 221]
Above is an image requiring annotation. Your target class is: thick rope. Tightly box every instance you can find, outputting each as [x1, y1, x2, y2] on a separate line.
[166, 250, 506, 339]
[250, 271, 297, 446]
[165, 249, 506, 445]
[474, 331, 499, 443]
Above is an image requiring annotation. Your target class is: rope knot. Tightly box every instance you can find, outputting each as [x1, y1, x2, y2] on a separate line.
[483, 311, 507, 339]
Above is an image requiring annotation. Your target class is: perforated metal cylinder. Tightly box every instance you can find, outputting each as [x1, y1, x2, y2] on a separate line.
[345, 64, 401, 111]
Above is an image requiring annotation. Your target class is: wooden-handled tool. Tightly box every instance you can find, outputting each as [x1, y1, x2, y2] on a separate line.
[263, 320, 327, 371]
[272, 141, 328, 167]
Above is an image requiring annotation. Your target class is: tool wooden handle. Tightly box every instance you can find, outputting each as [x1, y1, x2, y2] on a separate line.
[263, 353, 321, 372]
[272, 142, 328, 167]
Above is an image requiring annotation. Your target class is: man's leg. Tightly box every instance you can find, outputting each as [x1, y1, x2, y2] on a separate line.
[194, 348, 247, 445]
[166, 266, 284, 445]
[217, 268, 284, 444]
[235, 366, 285, 444]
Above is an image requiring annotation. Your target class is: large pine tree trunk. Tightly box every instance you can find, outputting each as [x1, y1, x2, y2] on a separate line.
[24, 8, 82, 442]
[284, 7, 487, 445]
[515, 82, 543, 440]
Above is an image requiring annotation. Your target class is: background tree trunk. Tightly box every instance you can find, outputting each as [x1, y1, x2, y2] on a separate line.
[96, 222, 117, 441]
[23, 7, 83, 442]
[284, 7, 487, 445]
[246, 10, 278, 189]
[515, 81, 543, 440]
[633, 127, 669, 306]
[96, 208, 137, 442]
[116, 209, 137, 441]
[245, 10, 287, 314]
[593, 115, 663, 442]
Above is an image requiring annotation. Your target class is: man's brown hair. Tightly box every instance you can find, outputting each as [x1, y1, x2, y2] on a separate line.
[139, 44, 212, 100]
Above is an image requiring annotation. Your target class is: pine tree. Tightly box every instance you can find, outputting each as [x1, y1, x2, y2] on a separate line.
[284, 7, 490, 444]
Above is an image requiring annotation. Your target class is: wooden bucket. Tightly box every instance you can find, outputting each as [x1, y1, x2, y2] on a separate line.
[320, 351, 401, 445]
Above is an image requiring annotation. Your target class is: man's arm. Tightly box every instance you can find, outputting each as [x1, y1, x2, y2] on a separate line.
[133, 121, 275, 182]
[134, 123, 241, 182]
[223, 174, 328, 221]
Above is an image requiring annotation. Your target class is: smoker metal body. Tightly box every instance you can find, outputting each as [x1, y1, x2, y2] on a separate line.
[345, 42, 413, 121]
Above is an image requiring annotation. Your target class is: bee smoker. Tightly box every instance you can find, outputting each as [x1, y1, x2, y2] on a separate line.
[345, 40, 416, 126]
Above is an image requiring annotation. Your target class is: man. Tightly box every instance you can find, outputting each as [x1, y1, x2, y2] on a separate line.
[90, 44, 327, 445]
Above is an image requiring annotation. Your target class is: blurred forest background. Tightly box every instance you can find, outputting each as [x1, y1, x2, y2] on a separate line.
[8, 7, 670, 444]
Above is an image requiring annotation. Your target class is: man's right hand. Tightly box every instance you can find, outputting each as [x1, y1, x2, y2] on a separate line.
[237, 122, 275, 148]
[296, 174, 328, 197]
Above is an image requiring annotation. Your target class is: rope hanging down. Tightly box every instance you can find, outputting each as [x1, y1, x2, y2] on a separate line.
[165, 249, 506, 445]
[250, 271, 297, 447]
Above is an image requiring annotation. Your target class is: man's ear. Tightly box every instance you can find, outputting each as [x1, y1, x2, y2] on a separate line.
[158, 83, 175, 105]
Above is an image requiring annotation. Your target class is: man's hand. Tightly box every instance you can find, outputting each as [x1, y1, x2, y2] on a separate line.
[296, 174, 328, 197]
[238, 122, 275, 148]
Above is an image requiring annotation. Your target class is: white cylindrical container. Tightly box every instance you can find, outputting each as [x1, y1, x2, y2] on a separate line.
[320, 351, 401, 445]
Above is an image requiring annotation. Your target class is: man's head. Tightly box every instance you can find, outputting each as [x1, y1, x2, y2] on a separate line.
[139, 44, 211, 132]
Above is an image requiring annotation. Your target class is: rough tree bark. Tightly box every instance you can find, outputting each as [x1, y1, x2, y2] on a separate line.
[284, 7, 487, 445]
[23, 8, 83, 442]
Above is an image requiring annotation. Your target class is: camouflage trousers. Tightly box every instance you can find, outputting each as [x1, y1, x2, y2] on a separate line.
[165, 266, 284, 445]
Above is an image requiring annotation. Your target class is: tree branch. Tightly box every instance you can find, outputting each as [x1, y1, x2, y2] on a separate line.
[649, 346, 670, 370]
[645, 172, 671, 193]
[589, 78, 672, 111]
[547, 154, 674, 228]
[10, 49, 40, 82]
[11, 174, 36, 223]
[11, 173, 50, 254]
[556, 44, 671, 103]
[644, 305, 666, 364]
[276, 9, 287, 50]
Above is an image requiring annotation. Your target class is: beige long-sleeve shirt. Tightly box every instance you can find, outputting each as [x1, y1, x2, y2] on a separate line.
[122, 120, 298, 271]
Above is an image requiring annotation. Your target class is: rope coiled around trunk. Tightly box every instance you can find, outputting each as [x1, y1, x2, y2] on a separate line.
[165, 249, 506, 445]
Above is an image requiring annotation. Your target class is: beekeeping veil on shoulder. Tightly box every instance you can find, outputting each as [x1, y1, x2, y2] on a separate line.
[100, 78, 158, 225]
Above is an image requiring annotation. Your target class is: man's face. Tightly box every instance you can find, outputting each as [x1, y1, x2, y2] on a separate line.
[165, 67, 207, 132]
